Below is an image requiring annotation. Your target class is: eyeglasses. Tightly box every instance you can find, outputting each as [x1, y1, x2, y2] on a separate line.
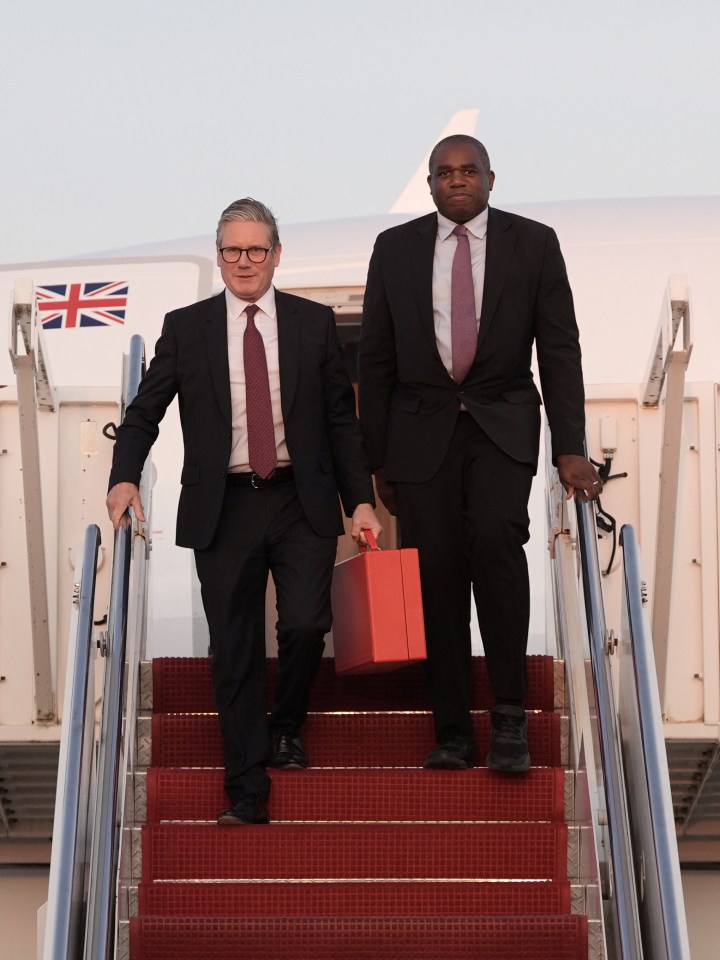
[219, 245, 274, 264]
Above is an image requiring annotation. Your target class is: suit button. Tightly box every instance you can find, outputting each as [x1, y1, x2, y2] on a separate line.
[457, 391, 464, 399]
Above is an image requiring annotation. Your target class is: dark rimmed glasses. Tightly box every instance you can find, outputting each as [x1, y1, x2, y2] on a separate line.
[219, 245, 274, 264]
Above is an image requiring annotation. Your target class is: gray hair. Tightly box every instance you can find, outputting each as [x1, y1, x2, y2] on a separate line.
[216, 198, 280, 247]
[428, 135, 491, 174]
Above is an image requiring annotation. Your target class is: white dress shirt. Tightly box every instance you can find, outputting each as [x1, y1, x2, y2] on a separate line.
[432, 206, 489, 378]
[225, 286, 290, 472]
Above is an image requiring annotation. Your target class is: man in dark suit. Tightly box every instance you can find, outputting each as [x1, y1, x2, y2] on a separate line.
[359, 136, 600, 773]
[107, 198, 381, 824]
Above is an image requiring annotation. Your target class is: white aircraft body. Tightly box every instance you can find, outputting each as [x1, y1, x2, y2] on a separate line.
[0, 111, 719, 957]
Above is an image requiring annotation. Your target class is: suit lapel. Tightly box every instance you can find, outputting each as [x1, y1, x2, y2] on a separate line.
[477, 207, 515, 351]
[204, 292, 232, 425]
[411, 213, 443, 354]
[276, 289, 300, 418]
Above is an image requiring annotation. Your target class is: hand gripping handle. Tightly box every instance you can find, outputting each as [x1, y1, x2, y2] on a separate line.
[359, 529, 381, 553]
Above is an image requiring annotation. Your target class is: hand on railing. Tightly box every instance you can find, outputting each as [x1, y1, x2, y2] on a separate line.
[556, 453, 603, 502]
[106, 481, 146, 530]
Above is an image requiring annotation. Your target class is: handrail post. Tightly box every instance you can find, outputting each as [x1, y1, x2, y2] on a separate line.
[642, 276, 693, 712]
[8, 278, 55, 721]
[618, 525, 691, 960]
[576, 501, 644, 960]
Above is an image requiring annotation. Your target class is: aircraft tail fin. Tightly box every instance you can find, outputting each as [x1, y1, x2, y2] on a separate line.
[390, 108, 479, 214]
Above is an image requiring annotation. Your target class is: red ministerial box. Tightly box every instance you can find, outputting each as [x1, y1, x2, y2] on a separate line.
[331, 536, 426, 676]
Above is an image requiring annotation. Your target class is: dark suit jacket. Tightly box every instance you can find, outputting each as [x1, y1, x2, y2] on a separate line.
[109, 289, 374, 549]
[358, 207, 587, 482]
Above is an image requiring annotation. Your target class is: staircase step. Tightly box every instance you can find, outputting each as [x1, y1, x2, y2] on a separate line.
[129, 915, 588, 960]
[140, 823, 569, 882]
[151, 655, 558, 713]
[129, 653, 588, 960]
[137, 878, 573, 916]
[146, 767, 568, 823]
[149, 710, 563, 768]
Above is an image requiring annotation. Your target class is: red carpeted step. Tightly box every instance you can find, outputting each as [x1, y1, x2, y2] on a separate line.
[150, 709, 562, 768]
[146, 767, 567, 824]
[152, 655, 557, 713]
[141, 823, 568, 882]
[137, 878, 572, 917]
[130, 915, 588, 960]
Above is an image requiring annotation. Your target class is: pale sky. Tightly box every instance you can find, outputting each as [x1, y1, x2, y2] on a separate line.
[3, 0, 719, 264]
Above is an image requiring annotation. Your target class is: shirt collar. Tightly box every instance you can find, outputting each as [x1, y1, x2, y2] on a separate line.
[225, 285, 277, 322]
[437, 206, 489, 242]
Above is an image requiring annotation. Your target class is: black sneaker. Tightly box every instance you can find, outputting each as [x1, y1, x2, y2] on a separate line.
[423, 735, 477, 770]
[487, 705, 531, 773]
[268, 733, 309, 770]
[217, 793, 270, 826]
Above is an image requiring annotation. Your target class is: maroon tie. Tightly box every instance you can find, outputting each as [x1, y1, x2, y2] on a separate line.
[243, 304, 277, 479]
[451, 224, 477, 382]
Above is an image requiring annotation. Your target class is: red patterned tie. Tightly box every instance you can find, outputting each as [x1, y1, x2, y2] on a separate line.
[243, 304, 277, 479]
[450, 225, 477, 382]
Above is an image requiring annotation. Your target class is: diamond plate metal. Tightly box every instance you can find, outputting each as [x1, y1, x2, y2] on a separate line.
[560, 715, 570, 767]
[131, 827, 142, 883]
[564, 769, 576, 822]
[127, 885, 138, 918]
[567, 825, 580, 880]
[137, 716, 152, 768]
[139, 660, 153, 712]
[587, 918, 606, 960]
[117, 920, 129, 960]
[115, 882, 130, 922]
[553, 658, 566, 712]
[570, 883, 586, 914]
[134, 771, 147, 823]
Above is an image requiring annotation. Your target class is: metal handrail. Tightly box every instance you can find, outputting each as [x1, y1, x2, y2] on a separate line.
[547, 429, 690, 960]
[83, 333, 149, 959]
[125, 335, 145, 416]
[83, 522, 132, 958]
[43, 334, 148, 960]
[576, 500, 644, 960]
[43, 524, 102, 960]
[617, 525, 691, 960]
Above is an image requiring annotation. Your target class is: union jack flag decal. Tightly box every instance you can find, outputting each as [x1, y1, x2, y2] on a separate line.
[36, 281, 128, 328]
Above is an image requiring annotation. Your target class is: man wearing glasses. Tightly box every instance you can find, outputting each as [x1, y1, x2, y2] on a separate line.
[107, 198, 380, 826]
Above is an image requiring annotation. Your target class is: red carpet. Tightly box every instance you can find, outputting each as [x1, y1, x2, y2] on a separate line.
[151, 710, 563, 767]
[138, 879, 572, 917]
[146, 767, 567, 823]
[130, 916, 588, 960]
[151, 655, 557, 713]
[130, 656, 587, 959]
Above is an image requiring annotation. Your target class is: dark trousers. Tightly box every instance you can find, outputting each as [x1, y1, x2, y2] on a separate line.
[194, 479, 337, 804]
[397, 413, 535, 742]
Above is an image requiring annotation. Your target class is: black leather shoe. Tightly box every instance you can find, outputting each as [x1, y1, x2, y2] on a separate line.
[217, 794, 270, 826]
[423, 735, 477, 770]
[487, 704, 531, 773]
[268, 733, 309, 770]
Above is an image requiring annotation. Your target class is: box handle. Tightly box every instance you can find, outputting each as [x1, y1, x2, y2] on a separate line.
[359, 529, 381, 553]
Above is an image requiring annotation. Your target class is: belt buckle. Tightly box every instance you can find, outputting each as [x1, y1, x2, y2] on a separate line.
[251, 473, 261, 489]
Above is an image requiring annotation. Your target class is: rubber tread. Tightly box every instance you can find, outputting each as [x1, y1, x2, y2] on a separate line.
[150, 711, 562, 768]
[151, 655, 556, 713]
[137, 878, 572, 916]
[145, 767, 567, 824]
[140, 822, 569, 882]
[130, 915, 588, 960]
